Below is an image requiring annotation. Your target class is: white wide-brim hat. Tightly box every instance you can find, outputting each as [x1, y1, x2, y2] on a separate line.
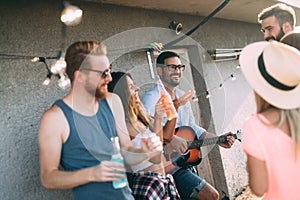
[239, 41, 300, 109]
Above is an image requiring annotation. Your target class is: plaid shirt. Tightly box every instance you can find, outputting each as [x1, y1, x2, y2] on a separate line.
[131, 171, 181, 200]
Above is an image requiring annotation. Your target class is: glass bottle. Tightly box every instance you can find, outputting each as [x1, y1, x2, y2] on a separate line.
[110, 136, 127, 189]
[157, 79, 177, 120]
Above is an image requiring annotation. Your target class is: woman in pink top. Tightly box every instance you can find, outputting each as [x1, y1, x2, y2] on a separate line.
[239, 41, 300, 199]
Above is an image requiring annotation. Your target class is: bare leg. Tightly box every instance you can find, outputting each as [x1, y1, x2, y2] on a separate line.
[195, 183, 219, 200]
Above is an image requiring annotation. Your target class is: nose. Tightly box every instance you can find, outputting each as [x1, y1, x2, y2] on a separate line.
[134, 85, 140, 92]
[175, 67, 181, 72]
[105, 72, 112, 82]
[263, 32, 270, 39]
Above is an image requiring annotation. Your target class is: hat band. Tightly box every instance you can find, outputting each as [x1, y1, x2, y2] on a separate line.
[258, 53, 296, 91]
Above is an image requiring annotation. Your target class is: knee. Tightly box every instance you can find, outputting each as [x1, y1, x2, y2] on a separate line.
[211, 190, 219, 200]
[195, 184, 219, 200]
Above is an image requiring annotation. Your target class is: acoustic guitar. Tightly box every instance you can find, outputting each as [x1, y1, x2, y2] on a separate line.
[163, 126, 241, 173]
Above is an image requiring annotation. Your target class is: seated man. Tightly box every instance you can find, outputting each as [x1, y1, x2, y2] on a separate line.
[143, 51, 235, 200]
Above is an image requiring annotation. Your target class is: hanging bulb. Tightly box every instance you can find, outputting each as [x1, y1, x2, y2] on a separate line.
[236, 65, 240, 69]
[51, 57, 67, 74]
[43, 77, 51, 85]
[219, 83, 223, 89]
[192, 97, 198, 102]
[60, 2, 83, 26]
[32, 57, 46, 62]
[205, 91, 211, 99]
[57, 73, 71, 89]
[32, 57, 40, 62]
[43, 72, 52, 86]
[231, 74, 236, 81]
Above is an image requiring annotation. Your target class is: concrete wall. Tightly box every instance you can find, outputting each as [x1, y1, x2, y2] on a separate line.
[0, 0, 262, 199]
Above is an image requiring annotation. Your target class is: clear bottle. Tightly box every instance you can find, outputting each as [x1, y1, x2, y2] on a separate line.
[110, 136, 127, 189]
[157, 79, 177, 120]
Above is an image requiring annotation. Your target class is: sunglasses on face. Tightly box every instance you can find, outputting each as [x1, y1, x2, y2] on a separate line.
[80, 66, 112, 78]
[164, 64, 185, 72]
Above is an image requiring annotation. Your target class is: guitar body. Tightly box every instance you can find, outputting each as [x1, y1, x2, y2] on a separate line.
[163, 126, 241, 173]
[163, 126, 202, 173]
[172, 126, 202, 166]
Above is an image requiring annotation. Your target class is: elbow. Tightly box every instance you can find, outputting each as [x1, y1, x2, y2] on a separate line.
[249, 188, 265, 197]
[40, 178, 52, 190]
[40, 173, 56, 190]
[249, 182, 266, 197]
[149, 154, 162, 164]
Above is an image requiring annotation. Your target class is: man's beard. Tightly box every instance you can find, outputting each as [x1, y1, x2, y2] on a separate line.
[162, 73, 181, 87]
[95, 87, 108, 99]
[265, 27, 285, 41]
[275, 27, 285, 41]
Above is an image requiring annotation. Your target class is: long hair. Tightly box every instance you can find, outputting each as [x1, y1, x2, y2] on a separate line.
[108, 72, 151, 127]
[255, 92, 300, 156]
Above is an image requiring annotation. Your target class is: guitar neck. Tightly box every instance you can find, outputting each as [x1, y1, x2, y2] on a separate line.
[188, 134, 237, 149]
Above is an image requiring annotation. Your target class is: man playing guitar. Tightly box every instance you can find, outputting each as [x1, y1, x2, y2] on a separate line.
[143, 51, 236, 200]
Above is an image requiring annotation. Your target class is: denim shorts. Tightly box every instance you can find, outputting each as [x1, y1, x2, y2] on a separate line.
[172, 167, 206, 199]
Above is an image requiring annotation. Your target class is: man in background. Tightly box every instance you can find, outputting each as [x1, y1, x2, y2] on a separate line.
[258, 3, 296, 41]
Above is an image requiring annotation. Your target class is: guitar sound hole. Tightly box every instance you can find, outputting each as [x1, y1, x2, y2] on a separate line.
[171, 151, 191, 167]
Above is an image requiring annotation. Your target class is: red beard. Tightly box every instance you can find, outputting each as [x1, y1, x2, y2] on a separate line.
[96, 85, 108, 99]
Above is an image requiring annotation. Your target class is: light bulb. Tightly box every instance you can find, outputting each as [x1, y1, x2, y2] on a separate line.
[32, 57, 40, 62]
[58, 74, 71, 89]
[50, 65, 58, 74]
[231, 74, 236, 81]
[205, 91, 211, 99]
[60, 4, 83, 26]
[192, 97, 198, 102]
[51, 57, 66, 74]
[43, 77, 51, 85]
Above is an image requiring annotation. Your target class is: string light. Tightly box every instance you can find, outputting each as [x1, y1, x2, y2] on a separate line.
[30, 54, 71, 89]
[43, 72, 52, 86]
[50, 57, 67, 74]
[0, 1, 235, 93]
[32, 57, 40, 62]
[57, 73, 71, 89]
[60, 2, 83, 26]
[205, 91, 211, 99]
[9, 1, 82, 89]
[219, 83, 223, 89]
[230, 74, 236, 81]
[192, 68, 240, 100]
[1, 48, 239, 91]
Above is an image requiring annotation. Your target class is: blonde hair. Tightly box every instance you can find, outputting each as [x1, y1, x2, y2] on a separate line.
[255, 92, 300, 157]
[128, 93, 151, 127]
[108, 72, 151, 128]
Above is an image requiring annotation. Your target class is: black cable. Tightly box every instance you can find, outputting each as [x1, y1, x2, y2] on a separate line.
[0, 0, 231, 60]
[164, 0, 231, 48]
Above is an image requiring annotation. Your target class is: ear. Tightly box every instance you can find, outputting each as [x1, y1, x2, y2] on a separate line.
[282, 22, 292, 34]
[156, 67, 163, 77]
[73, 70, 82, 82]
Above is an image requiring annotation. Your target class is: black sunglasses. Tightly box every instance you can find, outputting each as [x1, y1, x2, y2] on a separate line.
[164, 64, 185, 72]
[80, 66, 112, 78]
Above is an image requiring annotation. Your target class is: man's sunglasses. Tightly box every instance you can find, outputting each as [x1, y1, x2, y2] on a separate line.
[80, 66, 112, 78]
